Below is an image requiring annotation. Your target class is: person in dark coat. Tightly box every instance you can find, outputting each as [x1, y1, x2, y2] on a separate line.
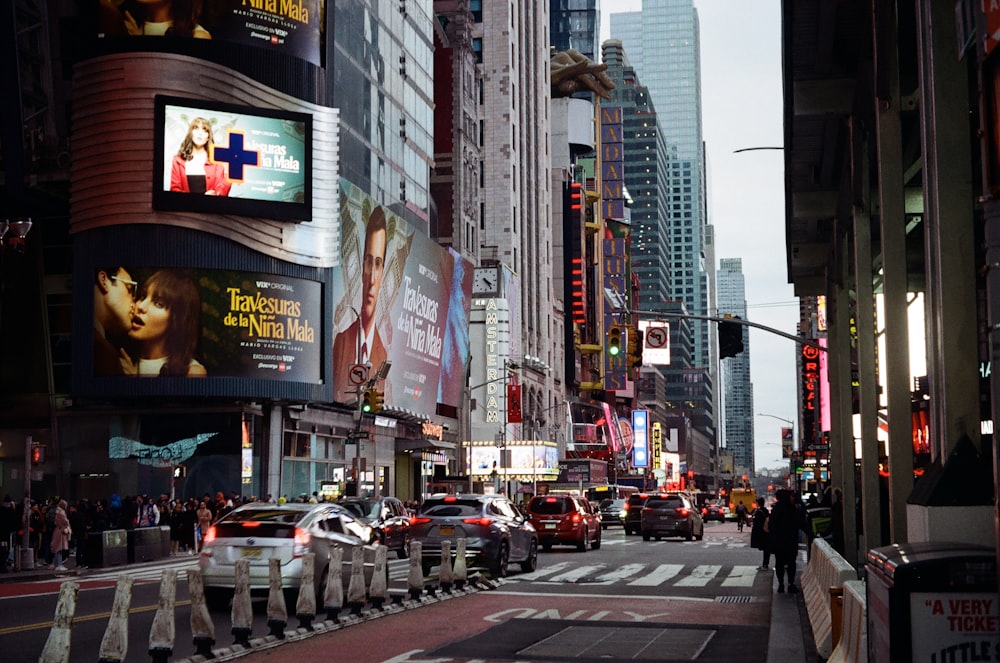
[750, 496, 771, 571]
[767, 489, 806, 593]
[0, 495, 18, 572]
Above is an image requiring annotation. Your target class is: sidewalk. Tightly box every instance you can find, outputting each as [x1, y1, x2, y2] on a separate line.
[766, 547, 819, 663]
[0, 549, 195, 584]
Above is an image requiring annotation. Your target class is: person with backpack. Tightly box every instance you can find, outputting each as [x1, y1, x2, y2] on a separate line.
[735, 500, 748, 532]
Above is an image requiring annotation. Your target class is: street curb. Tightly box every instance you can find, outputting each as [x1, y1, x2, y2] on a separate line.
[172, 575, 502, 663]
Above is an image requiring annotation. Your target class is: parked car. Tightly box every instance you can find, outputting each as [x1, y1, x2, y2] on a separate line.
[338, 496, 411, 558]
[525, 494, 602, 551]
[198, 502, 378, 610]
[623, 493, 650, 535]
[409, 493, 537, 578]
[701, 501, 726, 522]
[598, 498, 627, 529]
[640, 492, 705, 541]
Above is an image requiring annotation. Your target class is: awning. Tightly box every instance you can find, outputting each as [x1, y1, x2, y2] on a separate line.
[394, 438, 457, 452]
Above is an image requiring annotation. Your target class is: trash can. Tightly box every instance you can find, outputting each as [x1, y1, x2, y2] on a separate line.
[866, 541, 998, 662]
[128, 526, 163, 563]
[86, 529, 128, 568]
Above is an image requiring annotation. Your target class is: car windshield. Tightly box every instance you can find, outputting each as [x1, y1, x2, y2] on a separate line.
[340, 500, 379, 520]
[420, 500, 483, 517]
[646, 497, 683, 510]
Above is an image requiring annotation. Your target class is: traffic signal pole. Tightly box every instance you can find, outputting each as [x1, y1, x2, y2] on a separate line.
[632, 309, 826, 351]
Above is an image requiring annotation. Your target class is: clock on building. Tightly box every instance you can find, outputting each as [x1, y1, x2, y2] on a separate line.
[473, 266, 499, 295]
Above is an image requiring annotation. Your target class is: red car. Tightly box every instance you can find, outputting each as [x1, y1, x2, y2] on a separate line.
[525, 494, 602, 552]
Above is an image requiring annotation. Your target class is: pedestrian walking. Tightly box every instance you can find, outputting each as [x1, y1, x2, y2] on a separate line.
[735, 500, 748, 532]
[768, 489, 807, 593]
[750, 496, 771, 571]
[49, 500, 71, 571]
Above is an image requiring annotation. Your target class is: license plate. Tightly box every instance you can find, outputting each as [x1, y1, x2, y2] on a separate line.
[660, 516, 671, 521]
[544, 523, 557, 529]
[241, 547, 262, 559]
[440, 526, 455, 536]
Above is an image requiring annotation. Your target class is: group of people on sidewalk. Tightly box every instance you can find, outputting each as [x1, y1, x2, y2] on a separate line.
[748, 487, 843, 594]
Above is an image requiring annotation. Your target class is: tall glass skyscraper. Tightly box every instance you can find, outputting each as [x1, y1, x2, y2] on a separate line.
[609, 0, 711, 369]
[718, 258, 754, 472]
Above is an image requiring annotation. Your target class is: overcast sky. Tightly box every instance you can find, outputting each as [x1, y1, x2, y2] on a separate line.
[601, 0, 797, 471]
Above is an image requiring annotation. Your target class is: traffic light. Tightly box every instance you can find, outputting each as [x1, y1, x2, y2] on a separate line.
[371, 389, 384, 413]
[627, 325, 644, 368]
[718, 317, 745, 359]
[361, 387, 376, 413]
[607, 324, 623, 356]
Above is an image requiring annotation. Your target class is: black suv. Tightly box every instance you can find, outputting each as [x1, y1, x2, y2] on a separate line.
[623, 493, 650, 535]
[338, 496, 412, 558]
[640, 492, 705, 541]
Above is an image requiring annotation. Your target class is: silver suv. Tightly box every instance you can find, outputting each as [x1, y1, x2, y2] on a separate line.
[640, 492, 705, 542]
[199, 503, 377, 610]
[409, 494, 538, 578]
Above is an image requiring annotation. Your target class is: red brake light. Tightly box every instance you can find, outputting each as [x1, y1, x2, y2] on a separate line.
[241, 521, 261, 528]
[545, 497, 557, 502]
[571, 513, 581, 523]
[294, 527, 310, 546]
[203, 526, 216, 544]
[462, 517, 493, 527]
[409, 516, 431, 525]
[675, 508, 690, 517]
[443, 496, 458, 502]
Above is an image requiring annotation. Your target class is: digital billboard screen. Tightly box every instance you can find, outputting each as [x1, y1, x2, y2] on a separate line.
[153, 96, 311, 221]
[93, 265, 322, 383]
[98, 0, 326, 66]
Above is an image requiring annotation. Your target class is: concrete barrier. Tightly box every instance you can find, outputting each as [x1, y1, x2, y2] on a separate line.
[231, 559, 253, 646]
[407, 540, 423, 600]
[187, 569, 216, 657]
[266, 557, 287, 638]
[39, 581, 79, 663]
[453, 538, 468, 589]
[828, 580, 867, 663]
[369, 545, 389, 609]
[800, 538, 857, 659]
[346, 546, 367, 613]
[323, 545, 344, 621]
[98, 575, 134, 663]
[295, 552, 316, 630]
[438, 540, 454, 591]
[148, 569, 177, 663]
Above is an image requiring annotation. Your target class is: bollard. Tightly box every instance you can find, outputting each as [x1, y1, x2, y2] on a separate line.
[98, 575, 134, 663]
[323, 545, 344, 621]
[231, 559, 253, 646]
[346, 546, 367, 614]
[266, 557, 288, 639]
[453, 538, 468, 589]
[438, 540, 454, 592]
[148, 570, 177, 663]
[407, 540, 424, 600]
[39, 581, 80, 663]
[368, 545, 389, 609]
[187, 569, 216, 658]
[295, 552, 317, 630]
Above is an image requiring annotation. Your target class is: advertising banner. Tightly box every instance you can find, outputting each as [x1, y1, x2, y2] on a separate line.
[93, 266, 322, 382]
[98, 0, 326, 66]
[154, 96, 311, 221]
[334, 179, 474, 416]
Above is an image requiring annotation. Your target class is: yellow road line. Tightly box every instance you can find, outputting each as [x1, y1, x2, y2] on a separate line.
[0, 599, 193, 636]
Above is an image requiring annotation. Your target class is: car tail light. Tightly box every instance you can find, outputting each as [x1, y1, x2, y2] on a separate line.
[571, 512, 581, 523]
[241, 521, 261, 528]
[461, 517, 493, 527]
[675, 508, 690, 517]
[701, 508, 708, 515]
[203, 526, 217, 545]
[409, 516, 431, 525]
[293, 527, 310, 556]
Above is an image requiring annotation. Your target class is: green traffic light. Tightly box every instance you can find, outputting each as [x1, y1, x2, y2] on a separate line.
[609, 344, 621, 356]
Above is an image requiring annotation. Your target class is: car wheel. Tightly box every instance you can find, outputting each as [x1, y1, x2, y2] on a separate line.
[592, 529, 602, 550]
[397, 535, 409, 559]
[642, 531, 651, 541]
[490, 541, 510, 578]
[204, 586, 231, 611]
[685, 529, 694, 541]
[577, 527, 588, 552]
[520, 539, 538, 572]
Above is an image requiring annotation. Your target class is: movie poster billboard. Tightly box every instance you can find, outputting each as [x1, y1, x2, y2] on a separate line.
[98, 0, 325, 66]
[93, 266, 322, 382]
[153, 96, 311, 221]
[333, 179, 474, 416]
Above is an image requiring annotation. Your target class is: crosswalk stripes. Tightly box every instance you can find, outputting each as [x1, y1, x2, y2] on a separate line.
[506, 562, 762, 589]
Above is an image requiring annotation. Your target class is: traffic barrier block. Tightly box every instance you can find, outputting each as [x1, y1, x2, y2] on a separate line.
[323, 545, 344, 621]
[148, 569, 177, 663]
[438, 540, 454, 591]
[295, 552, 316, 630]
[187, 569, 216, 658]
[98, 575, 133, 663]
[346, 546, 367, 613]
[266, 557, 287, 639]
[369, 545, 389, 609]
[231, 559, 253, 646]
[39, 581, 79, 663]
[828, 580, 868, 663]
[453, 538, 468, 589]
[407, 540, 423, 599]
[801, 538, 856, 659]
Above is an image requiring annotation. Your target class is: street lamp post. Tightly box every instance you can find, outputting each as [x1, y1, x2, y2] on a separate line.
[757, 412, 796, 490]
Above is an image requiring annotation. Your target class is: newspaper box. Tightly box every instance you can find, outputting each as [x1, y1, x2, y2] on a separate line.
[866, 541, 998, 662]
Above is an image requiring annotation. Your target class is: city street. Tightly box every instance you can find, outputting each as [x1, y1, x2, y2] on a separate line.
[0, 520, 798, 662]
